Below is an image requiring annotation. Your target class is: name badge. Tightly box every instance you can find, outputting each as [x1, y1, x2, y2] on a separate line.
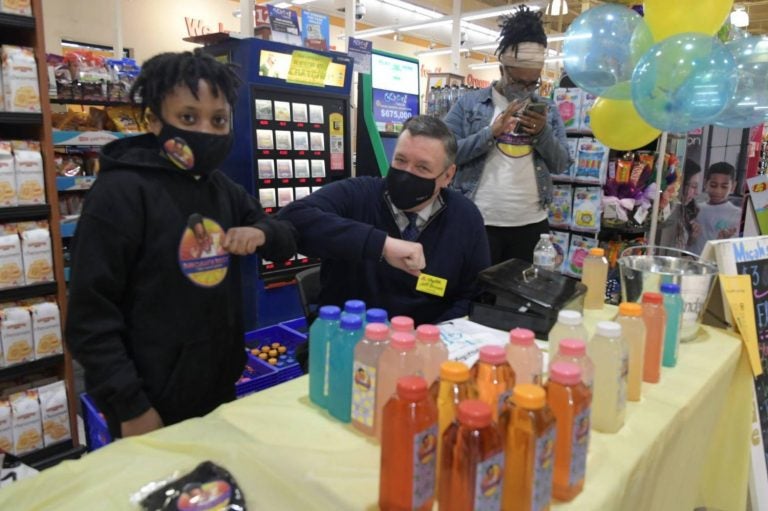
[416, 273, 447, 297]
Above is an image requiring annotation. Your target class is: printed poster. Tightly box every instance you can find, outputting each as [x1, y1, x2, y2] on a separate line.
[347, 37, 372, 75]
[267, 5, 302, 47]
[301, 10, 330, 51]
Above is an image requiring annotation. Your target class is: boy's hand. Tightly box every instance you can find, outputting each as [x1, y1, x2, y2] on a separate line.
[121, 407, 163, 438]
[223, 227, 266, 255]
[382, 236, 425, 277]
[717, 226, 737, 239]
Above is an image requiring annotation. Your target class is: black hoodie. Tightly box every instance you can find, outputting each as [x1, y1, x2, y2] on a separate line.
[66, 134, 297, 435]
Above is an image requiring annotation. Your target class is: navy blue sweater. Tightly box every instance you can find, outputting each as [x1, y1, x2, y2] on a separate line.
[278, 177, 490, 324]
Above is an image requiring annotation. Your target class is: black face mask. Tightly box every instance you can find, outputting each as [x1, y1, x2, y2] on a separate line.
[385, 166, 438, 211]
[157, 123, 233, 176]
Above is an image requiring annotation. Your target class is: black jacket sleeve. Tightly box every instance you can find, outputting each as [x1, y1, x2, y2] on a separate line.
[233, 183, 298, 262]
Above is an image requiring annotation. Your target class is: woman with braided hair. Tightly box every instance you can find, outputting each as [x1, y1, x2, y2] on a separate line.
[444, 6, 570, 265]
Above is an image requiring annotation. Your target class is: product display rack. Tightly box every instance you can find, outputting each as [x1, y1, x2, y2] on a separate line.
[0, 0, 85, 468]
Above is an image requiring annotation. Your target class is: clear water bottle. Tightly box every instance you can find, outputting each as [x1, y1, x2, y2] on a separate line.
[533, 233, 557, 272]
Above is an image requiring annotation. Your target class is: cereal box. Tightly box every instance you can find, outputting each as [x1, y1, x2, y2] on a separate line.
[30, 302, 61, 358]
[1, 46, 40, 113]
[0, 233, 23, 289]
[11, 140, 44, 205]
[0, 141, 16, 207]
[9, 389, 42, 455]
[38, 381, 70, 446]
[0, 0, 32, 16]
[20, 228, 53, 283]
[554, 88, 581, 130]
[1, 307, 33, 366]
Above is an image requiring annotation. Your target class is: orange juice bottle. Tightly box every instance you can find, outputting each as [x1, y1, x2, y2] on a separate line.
[581, 248, 608, 310]
[470, 345, 515, 422]
[416, 324, 448, 386]
[641, 292, 666, 383]
[429, 360, 475, 483]
[438, 400, 504, 511]
[616, 302, 646, 401]
[545, 362, 591, 502]
[379, 376, 438, 511]
[500, 384, 556, 511]
[375, 332, 424, 439]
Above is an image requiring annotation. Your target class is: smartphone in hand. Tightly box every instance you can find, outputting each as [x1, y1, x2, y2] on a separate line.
[525, 102, 547, 116]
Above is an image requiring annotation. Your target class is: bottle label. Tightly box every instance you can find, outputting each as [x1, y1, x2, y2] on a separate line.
[532, 426, 555, 511]
[351, 361, 377, 426]
[473, 451, 504, 511]
[618, 347, 628, 414]
[412, 423, 438, 509]
[533, 252, 555, 269]
[569, 406, 591, 485]
[497, 390, 512, 418]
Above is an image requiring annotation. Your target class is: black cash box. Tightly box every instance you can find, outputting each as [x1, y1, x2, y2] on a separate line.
[469, 259, 586, 340]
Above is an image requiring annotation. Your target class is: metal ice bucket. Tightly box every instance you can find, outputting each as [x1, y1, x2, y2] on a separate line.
[618, 246, 718, 341]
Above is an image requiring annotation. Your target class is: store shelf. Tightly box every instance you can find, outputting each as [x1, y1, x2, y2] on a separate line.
[0, 354, 63, 382]
[60, 218, 78, 238]
[0, 12, 35, 29]
[0, 281, 58, 302]
[53, 130, 135, 147]
[56, 175, 96, 191]
[0, 204, 49, 222]
[50, 98, 132, 107]
[19, 439, 86, 471]
[0, 112, 42, 125]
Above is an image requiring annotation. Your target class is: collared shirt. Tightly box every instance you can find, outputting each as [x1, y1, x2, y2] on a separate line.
[388, 194, 445, 235]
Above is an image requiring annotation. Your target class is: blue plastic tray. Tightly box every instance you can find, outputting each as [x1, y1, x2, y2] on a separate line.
[80, 393, 112, 451]
[236, 321, 307, 397]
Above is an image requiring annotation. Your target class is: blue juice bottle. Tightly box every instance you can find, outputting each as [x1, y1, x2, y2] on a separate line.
[328, 314, 364, 422]
[366, 307, 389, 325]
[308, 305, 341, 409]
[661, 283, 683, 368]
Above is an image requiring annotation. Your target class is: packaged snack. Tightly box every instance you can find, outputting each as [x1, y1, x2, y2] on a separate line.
[550, 230, 570, 274]
[574, 138, 608, 184]
[579, 92, 597, 132]
[0, 233, 23, 289]
[105, 106, 141, 133]
[554, 88, 581, 130]
[38, 381, 70, 446]
[0, 398, 11, 453]
[1, 307, 33, 366]
[1, 46, 40, 113]
[0, 0, 32, 16]
[615, 156, 633, 184]
[548, 185, 572, 228]
[11, 140, 44, 205]
[564, 234, 599, 278]
[30, 302, 61, 358]
[571, 186, 602, 233]
[20, 228, 53, 284]
[9, 389, 42, 455]
[0, 141, 16, 207]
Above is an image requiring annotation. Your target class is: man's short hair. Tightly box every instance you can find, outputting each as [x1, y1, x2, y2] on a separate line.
[402, 115, 458, 168]
[705, 161, 736, 182]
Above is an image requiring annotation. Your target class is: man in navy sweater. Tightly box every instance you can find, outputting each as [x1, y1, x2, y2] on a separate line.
[278, 115, 490, 325]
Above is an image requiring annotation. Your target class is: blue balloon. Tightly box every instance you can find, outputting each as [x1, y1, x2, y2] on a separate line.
[632, 33, 738, 133]
[714, 36, 768, 128]
[563, 4, 653, 99]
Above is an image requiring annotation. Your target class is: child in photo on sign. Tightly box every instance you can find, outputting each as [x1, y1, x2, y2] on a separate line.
[687, 161, 741, 255]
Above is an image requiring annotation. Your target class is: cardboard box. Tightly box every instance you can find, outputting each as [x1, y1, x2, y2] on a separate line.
[38, 381, 70, 446]
[30, 302, 61, 358]
[0, 398, 11, 453]
[1, 307, 33, 366]
[0, 141, 16, 207]
[20, 228, 53, 283]
[1, 46, 40, 113]
[0, 233, 23, 289]
[11, 141, 44, 205]
[0, 0, 32, 16]
[9, 389, 42, 455]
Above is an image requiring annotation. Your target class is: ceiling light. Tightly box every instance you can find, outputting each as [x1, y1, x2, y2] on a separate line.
[462, 3, 541, 22]
[416, 48, 470, 57]
[469, 62, 501, 70]
[399, 20, 452, 32]
[354, 27, 396, 38]
[731, 5, 749, 28]
[546, 0, 568, 16]
[379, 0, 442, 19]
[462, 21, 498, 39]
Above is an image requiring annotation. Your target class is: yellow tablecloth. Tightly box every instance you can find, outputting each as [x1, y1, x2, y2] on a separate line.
[0, 319, 754, 511]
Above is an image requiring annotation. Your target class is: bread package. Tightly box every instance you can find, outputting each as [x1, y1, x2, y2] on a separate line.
[30, 302, 61, 357]
[0, 398, 11, 453]
[1, 306, 33, 366]
[9, 389, 42, 455]
[0, 0, 32, 16]
[12, 140, 44, 205]
[0, 141, 15, 206]
[38, 381, 70, 446]
[0, 233, 23, 289]
[1, 46, 40, 113]
[21, 228, 53, 283]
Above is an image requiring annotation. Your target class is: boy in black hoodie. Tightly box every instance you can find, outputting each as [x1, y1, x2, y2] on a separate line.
[66, 50, 297, 438]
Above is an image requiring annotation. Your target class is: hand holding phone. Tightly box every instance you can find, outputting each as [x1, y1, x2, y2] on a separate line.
[514, 102, 548, 135]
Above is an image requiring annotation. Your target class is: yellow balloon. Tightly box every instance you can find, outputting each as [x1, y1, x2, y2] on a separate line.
[644, 0, 733, 41]
[590, 97, 661, 151]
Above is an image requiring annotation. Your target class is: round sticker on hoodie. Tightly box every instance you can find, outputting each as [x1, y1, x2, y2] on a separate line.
[178, 214, 229, 287]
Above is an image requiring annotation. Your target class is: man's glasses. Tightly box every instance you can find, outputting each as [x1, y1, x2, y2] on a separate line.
[502, 70, 541, 91]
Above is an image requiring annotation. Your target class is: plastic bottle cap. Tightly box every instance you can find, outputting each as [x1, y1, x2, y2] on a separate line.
[365, 308, 388, 324]
[511, 384, 546, 409]
[391, 316, 415, 332]
[509, 327, 535, 346]
[660, 283, 680, 294]
[559, 338, 586, 357]
[557, 310, 582, 326]
[642, 292, 663, 305]
[365, 323, 390, 341]
[396, 375, 428, 401]
[439, 361, 470, 382]
[549, 362, 582, 386]
[341, 314, 362, 331]
[618, 302, 643, 317]
[390, 332, 416, 350]
[416, 324, 440, 343]
[589, 247, 605, 257]
[344, 299, 366, 315]
[540, 233, 550, 239]
[318, 305, 341, 321]
[457, 400, 493, 428]
[478, 345, 507, 365]
[596, 321, 621, 338]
